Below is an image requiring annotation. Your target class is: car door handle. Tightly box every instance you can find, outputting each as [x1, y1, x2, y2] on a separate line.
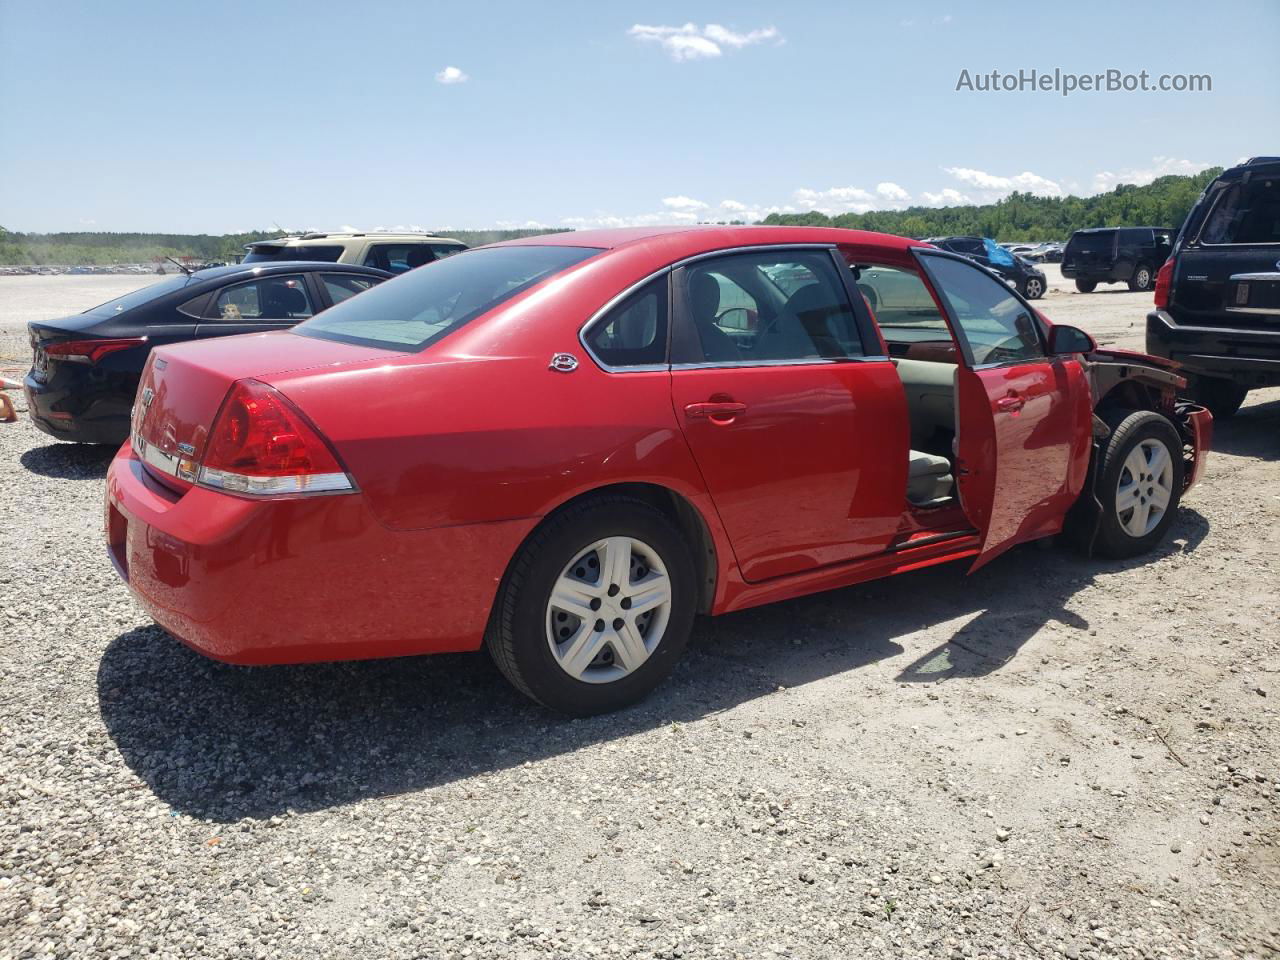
[995, 395, 1025, 412]
[684, 401, 747, 422]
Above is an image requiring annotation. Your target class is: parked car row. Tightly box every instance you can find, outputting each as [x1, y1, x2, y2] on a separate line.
[924, 236, 1049, 299]
[77, 224, 1212, 714]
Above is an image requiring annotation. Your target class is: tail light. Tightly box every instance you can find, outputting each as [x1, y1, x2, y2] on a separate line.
[1153, 259, 1174, 309]
[197, 379, 353, 495]
[44, 337, 147, 364]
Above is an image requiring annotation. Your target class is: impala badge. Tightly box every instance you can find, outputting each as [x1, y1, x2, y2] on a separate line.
[549, 353, 579, 373]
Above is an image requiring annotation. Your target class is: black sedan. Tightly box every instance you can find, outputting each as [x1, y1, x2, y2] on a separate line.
[925, 236, 1048, 299]
[24, 261, 392, 445]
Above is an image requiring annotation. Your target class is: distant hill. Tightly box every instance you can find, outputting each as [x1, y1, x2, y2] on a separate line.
[761, 169, 1222, 241]
[0, 227, 572, 266]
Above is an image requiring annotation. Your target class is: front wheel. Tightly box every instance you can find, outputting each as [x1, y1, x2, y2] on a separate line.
[1075, 279, 1097, 293]
[486, 496, 697, 715]
[1022, 276, 1045, 299]
[1091, 410, 1184, 559]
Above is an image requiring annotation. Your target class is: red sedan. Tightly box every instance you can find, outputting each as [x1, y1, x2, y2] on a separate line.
[106, 227, 1211, 714]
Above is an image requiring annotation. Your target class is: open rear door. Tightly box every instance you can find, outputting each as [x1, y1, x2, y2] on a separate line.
[914, 251, 1092, 572]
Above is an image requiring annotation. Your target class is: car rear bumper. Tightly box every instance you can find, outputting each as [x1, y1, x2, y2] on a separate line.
[1061, 265, 1122, 282]
[105, 443, 538, 665]
[24, 370, 133, 445]
[1146, 310, 1280, 387]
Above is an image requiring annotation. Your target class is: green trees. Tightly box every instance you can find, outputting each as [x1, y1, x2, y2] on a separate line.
[761, 169, 1221, 240]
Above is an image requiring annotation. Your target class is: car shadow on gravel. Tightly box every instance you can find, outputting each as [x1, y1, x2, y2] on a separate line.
[1209, 396, 1280, 460]
[20, 442, 115, 479]
[98, 506, 1210, 823]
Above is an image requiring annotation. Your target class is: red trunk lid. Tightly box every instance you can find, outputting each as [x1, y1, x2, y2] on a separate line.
[131, 332, 393, 489]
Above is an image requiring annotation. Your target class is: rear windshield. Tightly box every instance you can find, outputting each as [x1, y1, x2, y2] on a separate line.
[82, 274, 201, 315]
[244, 244, 344, 263]
[1067, 231, 1115, 255]
[1200, 177, 1280, 244]
[294, 245, 602, 351]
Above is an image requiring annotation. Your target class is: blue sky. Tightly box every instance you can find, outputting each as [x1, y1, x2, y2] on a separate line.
[1, 0, 1276, 233]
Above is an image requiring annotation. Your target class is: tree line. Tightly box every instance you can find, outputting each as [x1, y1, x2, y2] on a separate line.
[761, 169, 1221, 240]
[0, 170, 1222, 264]
[0, 227, 570, 266]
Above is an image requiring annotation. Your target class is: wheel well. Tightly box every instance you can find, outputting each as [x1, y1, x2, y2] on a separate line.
[540, 483, 719, 614]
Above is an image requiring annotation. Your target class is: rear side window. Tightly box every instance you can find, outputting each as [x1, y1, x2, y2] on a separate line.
[1200, 178, 1280, 244]
[244, 244, 344, 263]
[321, 273, 382, 305]
[584, 276, 668, 368]
[296, 246, 601, 351]
[430, 244, 466, 259]
[1067, 232, 1115, 255]
[363, 243, 440, 273]
[213, 275, 314, 321]
[1118, 228, 1151, 245]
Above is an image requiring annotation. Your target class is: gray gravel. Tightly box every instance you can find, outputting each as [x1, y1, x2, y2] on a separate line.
[2, 276, 1279, 959]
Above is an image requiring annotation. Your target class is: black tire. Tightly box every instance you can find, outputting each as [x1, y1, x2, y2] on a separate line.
[1188, 376, 1248, 419]
[1021, 276, 1045, 300]
[486, 496, 697, 716]
[1091, 410, 1184, 559]
[1075, 279, 1097, 293]
[1128, 263, 1154, 292]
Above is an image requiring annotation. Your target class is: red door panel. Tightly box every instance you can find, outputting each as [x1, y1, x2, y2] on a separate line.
[956, 357, 1092, 571]
[670, 361, 908, 582]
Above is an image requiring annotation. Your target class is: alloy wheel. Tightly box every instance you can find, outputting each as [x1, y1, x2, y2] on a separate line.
[545, 536, 673, 683]
[1115, 438, 1174, 537]
[1025, 278, 1043, 298]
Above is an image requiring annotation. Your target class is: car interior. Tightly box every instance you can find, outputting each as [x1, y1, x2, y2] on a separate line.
[850, 262, 960, 508]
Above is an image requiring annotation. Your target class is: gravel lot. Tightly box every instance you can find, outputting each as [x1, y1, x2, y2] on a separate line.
[2, 273, 1278, 960]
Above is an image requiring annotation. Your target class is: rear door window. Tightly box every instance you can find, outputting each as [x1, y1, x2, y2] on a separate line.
[212, 275, 314, 321]
[1200, 178, 1280, 244]
[678, 250, 864, 363]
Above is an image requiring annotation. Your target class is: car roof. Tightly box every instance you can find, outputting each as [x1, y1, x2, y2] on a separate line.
[248, 233, 463, 245]
[188, 261, 393, 281]
[489, 224, 929, 258]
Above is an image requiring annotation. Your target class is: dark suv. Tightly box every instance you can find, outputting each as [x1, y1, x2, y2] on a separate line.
[1147, 157, 1280, 417]
[925, 236, 1047, 299]
[1062, 227, 1173, 293]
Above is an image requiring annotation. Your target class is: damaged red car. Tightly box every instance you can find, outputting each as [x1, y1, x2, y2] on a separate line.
[106, 227, 1212, 714]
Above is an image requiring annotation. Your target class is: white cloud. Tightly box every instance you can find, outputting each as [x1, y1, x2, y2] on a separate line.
[720, 199, 748, 212]
[496, 219, 551, 230]
[629, 22, 781, 61]
[1092, 156, 1212, 193]
[794, 185, 876, 215]
[943, 166, 1064, 197]
[920, 188, 976, 207]
[435, 66, 469, 85]
[875, 182, 910, 202]
[78, 218, 96, 226]
[662, 195, 709, 211]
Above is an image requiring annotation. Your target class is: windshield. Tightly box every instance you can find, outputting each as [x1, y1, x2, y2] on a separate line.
[295, 245, 602, 351]
[82, 274, 200, 315]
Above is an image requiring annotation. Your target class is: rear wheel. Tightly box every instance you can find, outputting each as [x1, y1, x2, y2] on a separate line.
[1189, 376, 1248, 419]
[1075, 279, 1097, 293]
[1128, 263, 1154, 292]
[1091, 410, 1184, 559]
[487, 496, 697, 715]
[1021, 276, 1045, 299]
